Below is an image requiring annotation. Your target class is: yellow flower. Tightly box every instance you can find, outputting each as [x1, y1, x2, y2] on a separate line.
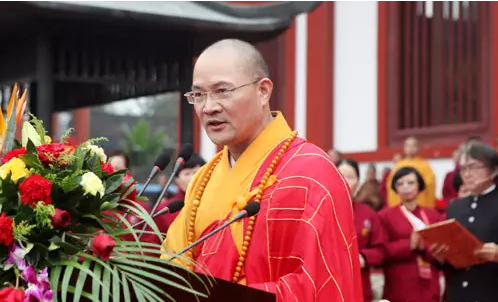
[80, 172, 105, 197]
[0, 158, 30, 183]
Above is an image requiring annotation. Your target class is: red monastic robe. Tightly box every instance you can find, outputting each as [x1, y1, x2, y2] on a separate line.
[163, 112, 363, 302]
[353, 202, 385, 302]
[379, 205, 443, 302]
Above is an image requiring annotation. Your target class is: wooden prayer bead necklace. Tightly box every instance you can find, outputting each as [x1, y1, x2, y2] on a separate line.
[185, 131, 298, 281]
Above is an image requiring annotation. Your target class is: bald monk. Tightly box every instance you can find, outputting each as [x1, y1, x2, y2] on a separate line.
[161, 39, 363, 302]
[386, 136, 436, 208]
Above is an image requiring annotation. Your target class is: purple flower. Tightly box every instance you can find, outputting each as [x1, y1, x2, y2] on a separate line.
[22, 266, 53, 302]
[4, 243, 26, 271]
[24, 284, 53, 302]
[21, 266, 38, 284]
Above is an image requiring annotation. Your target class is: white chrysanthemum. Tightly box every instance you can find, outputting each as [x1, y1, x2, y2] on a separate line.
[84, 144, 107, 163]
[80, 172, 105, 197]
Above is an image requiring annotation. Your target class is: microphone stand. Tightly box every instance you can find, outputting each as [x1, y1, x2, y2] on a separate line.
[169, 210, 250, 261]
[137, 163, 182, 240]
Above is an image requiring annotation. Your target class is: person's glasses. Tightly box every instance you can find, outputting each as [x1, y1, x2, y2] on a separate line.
[184, 79, 261, 105]
[460, 164, 487, 173]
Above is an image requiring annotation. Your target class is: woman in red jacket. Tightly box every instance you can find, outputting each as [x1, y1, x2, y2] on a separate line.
[379, 166, 444, 302]
[337, 159, 386, 302]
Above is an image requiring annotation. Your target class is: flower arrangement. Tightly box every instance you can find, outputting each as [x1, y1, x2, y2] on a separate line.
[0, 85, 203, 302]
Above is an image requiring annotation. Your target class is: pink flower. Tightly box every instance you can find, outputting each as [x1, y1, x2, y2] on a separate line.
[92, 233, 116, 261]
[51, 208, 72, 229]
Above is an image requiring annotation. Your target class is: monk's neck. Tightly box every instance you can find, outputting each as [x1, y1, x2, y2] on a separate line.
[228, 113, 273, 161]
[403, 200, 418, 212]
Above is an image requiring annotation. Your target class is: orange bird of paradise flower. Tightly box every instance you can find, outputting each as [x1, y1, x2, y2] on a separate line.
[0, 83, 28, 155]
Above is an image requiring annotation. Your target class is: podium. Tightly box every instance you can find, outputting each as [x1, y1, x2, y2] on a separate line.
[64, 263, 276, 302]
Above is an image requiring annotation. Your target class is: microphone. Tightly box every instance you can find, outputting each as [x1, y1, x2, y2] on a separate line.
[138, 143, 193, 239]
[122, 150, 172, 221]
[137, 151, 172, 197]
[169, 202, 260, 261]
[131, 199, 184, 228]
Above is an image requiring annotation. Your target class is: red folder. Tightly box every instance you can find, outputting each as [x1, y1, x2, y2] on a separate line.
[417, 219, 486, 268]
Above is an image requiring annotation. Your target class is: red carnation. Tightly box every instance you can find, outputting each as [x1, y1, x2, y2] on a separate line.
[92, 233, 116, 261]
[51, 208, 72, 229]
[1, 147, 27, 163]
[36, 143, 75, 166]
[19, 174, 53, 208]
[0, 287, 25, 302]
[118, 172, 137, 202]
[0, 213, 14, 246]
[101, 162, 114, 176]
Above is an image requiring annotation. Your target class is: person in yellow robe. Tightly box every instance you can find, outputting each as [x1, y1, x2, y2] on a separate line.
[161, 39, 363, 302]
[386, 136, 436, 208]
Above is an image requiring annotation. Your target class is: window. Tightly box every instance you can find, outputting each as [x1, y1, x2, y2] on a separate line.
[386, 1, 491, 144]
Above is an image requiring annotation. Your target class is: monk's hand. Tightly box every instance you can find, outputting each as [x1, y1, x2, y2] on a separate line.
[475, 243, 498, 263]
[359, 254, 366, 269]
[429, 243, 449, 263]
[410, 232, 424, 251]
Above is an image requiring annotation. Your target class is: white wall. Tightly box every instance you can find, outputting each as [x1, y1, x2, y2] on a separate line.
[294, 13, 308, 139]
[333, 1, 379, 153]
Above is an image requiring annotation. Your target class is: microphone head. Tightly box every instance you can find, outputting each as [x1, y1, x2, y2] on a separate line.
[243, 202, 261, 217]
[178, 143, 193, 162]
[167, 199, 185, 214]
[154, 151, 172, 170]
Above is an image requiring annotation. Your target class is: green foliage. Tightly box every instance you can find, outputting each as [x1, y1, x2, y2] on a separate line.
[28, 113, 47, 142]
[121, 119, 170, 169]
[33, 202, 55, 229]
[60, 127, 74, 144]
[13, 220, 36, 241]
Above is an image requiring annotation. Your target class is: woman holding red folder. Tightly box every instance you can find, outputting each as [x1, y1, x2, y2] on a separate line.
[431, 141, 498, 302]
[337, 159, 386, 302]
[378, 166, 443, 302]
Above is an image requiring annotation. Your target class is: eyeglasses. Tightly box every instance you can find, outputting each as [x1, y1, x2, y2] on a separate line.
[184, 79, 261, 105]
[460, 164, 487, 173]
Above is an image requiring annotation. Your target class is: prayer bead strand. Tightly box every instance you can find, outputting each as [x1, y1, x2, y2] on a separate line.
[232, 131, 297, 282]
[186, 131, 298, 279]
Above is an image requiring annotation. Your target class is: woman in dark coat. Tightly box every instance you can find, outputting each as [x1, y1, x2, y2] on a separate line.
[431, 141, 498, 302]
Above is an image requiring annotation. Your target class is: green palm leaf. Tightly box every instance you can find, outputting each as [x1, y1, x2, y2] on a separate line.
[50, 200, 211, 302]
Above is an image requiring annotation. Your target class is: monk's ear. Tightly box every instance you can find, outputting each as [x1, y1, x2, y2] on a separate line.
[258, 78, 273, 107]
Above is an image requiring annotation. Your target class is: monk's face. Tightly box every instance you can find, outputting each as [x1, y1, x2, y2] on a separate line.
[394, 172, 419, 201]
[403, 137, 419, 157]
[338, 163, 359, 194]
[192, 48, 272, 147]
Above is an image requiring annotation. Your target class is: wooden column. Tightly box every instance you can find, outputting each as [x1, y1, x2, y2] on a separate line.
[35, 31, 54, 135]
[178, 44, 195, 151]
